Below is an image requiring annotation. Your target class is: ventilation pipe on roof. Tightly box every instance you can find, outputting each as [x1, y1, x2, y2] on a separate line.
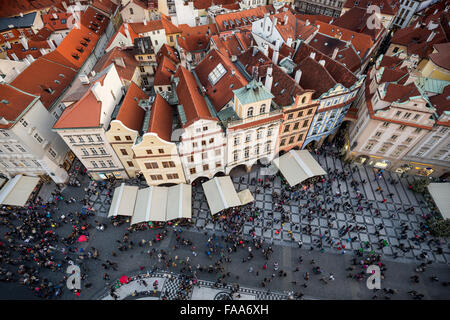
[318, 60, 325, 67]
[275, 39, 281, 50]
[40, 48, 47, 56]
[305, 19, 310, 26]
[62, 1, 68, 10]
[309, 52, 316, 60]
[79, 74, 90, 84]
[263, 43, 269, 56]
[265, 65, 273, 92]
[272, 50, 279, 65]
[284, 15, 288, 25]
[124, 23, 131, 41]
[271, 17, 277, 36]
[91, 82, 102, 102]
[286, 37, 292, 47]
[426, 31, 436, 42]
[20, 36, 28, 50]
[53, 13, 58, 19]
[47, 39, 56, 50]
[5, 41, 11, 49]
[252, 46, 258, 56]
[332, 47, 339, 60]
[143, 19, 147, 25]
[294, 69, 302, 84]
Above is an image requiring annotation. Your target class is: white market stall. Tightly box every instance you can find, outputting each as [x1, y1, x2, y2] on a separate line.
[202, 176, 254, 215]
[0, 175, 40, 207]
[272, 150, 326, 187]
[108, 183, 139, 218]
[427, 183, 450, 220]
[131, 184, 192, 225]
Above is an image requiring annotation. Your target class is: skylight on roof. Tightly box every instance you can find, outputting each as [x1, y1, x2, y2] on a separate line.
[208, 63, 227, 86]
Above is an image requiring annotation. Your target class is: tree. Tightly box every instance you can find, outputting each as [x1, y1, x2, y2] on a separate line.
[428, 218, 450, 238]
[411, 178, 429, 193]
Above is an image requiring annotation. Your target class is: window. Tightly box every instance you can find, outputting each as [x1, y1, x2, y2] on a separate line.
[192, 142, 198, 148]
[99, 147, 107, 155]
[114, 136, 121, 141]
[188, 155, 194, 162]
[81, 148, 88, 156]
[234, 136, 240, 146]
[298, 111, 304, 117]
[216, 162, 221, 168]
[158, 148, 164, 154]
[395, 111, 401, 117]
[129, 8, 134, 14]
[297, 134, 304, 141]
[203, 126, 208, 131]
[413, 114, 420, 120]
[34, 133, 43, 143]
[260, 104, 266, 114]
[284, 124, 290, 133]
[391, 135, 398, 141]
[280, 139, 286, 147]
[125, 136, 132, 141]
[202, 140, 206, 146]
[307, 109, 313, 115]
[189, 167, 196, 174]
[382, 122, 390, 127]
[302, 120, 309, 128]
[90, 148, 98, 155]
[398, 125, 406, 131]
[87, 135, 94, 142]
[127, 161, 134, 167]
[68, 136, 75, 143]
[246, 134, 251, 142]
[146, 149, 153, 154]
[120, 149, 128, 156]
[403, 112, 411, 119]
[267, 128, 273, 137]
[247, 107, 254, 117]
[215, 149, 221, 156]
[96, 135, 103, 142]
[244, 147, 249, 158]
[203, 164, 209, 171]
[91, 161, 98, 168]
[16, 145, 26, 153]
[265, 142, 271, 152]
[208, 63, 226, 85]
[145, 162, 158, 169]
[150, 175, 163, 180]
[4, 145, 14, 152]
[287, 113, 293, 120]
[405, 137, 413, 143]
[20, 119, 28, 127]
[414, 128, 422, 134]
[289, 136, 295, 144]
[167, 173, 179, 179]
[293, 122, 299, 130]
[202, 152, 208, 160]
[364, 142, 375, 151]
[233, 151, 239, 161]
[375, 131, 382, 137]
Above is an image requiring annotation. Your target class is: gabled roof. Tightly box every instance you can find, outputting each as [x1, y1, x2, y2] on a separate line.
[214, 5, 272, 32]
[429, 85, 450, 119]
[0, 11, 37, 32]
[154, 56, 176, 86]
[271, 11, 298, 42]
[41, 10, 71, 31]
[148, 94, 173, 141]
[156, 43, 180, 65]
[177, 23, 218, 53]
[176, 66, 216, 128]
[29, 25, 54, 41]
[6, 39, 51, 60]
[129, 20, 164, 34]
[194, 48, 248, 112]
[91, 0, 119, 16]
[429, 42, 450, 70]
[378, 67, 409, 84]
[193, 0, 237, 10]
[10, 56, 76, 109]
[296, 56, 336, 99]
[106, 23, 139, 50]
[115, 82, 148, 132]
[332, 7, 384, 41]
[295, 14, 333, 24]
[93, 47, 138, 83]
[0, 83, 38, 129]
[233, 79, 274, 105]
[0, 0, 64, 18]
[161, 14, 181, 34]
[382, 82, 421, 103]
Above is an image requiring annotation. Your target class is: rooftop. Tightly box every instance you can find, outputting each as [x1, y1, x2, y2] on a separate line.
[115, 82, 148, 132]
[148, 94, 173, 141]
[233, 79, 274, 105]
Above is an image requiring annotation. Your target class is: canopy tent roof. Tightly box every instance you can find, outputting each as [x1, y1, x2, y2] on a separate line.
[202, 176, 253, 215]
[0, 175, 40, 207]
[131, 184, 191, 225]
[237, 189, 254, 206]
[108, 183, 139, 218]
[272, 150, 326, 187]
[427, 183, 450, 220]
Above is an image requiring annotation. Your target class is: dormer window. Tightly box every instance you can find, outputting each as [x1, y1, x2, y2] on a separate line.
[72, 53, 80, 60]
[76, 47, 84, 53]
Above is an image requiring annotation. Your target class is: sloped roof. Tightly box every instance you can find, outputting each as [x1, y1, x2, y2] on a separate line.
[177, 23, 218, 52]
[193, 0, 237, 9]
[6, 39, 51, 60]
[156, 43, 180, 65]
[383, 82, 421, 103]
[106, 23, 139, 50]
[129, 20, 164, 34]
[194, 48, 248, 112]
[0, 11, 37, 32]
[332, 7, 384, 41]
[175, 66, 216, 128]
[271, 11, 298, 42]
[429, 42, 450, 70]
[148, 94, 173, 141]
[295, 14, 333, 24]
[429, 85, 450, 119]
[0, 83, 38, 129]
[154, 56, 176, 86]
[93, 47, 138, 83]
[41, 10, 71, 31]
[214, 5, 272, 32]
[343, 0, 400, 16]
[115, 82, 148, 132]
[0, 0, 64, 18]
[233, 79, 274, 105]
[161, 14, 181, 34]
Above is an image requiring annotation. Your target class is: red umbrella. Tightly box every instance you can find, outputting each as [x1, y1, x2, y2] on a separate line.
[77, 235, 88, 242]
[120, 276, 128, 284]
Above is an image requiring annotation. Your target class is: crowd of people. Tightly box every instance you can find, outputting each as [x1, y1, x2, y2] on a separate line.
[0, 141, 448, 300]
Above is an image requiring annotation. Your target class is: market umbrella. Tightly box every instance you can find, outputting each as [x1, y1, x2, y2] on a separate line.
[77, 235, 88, 242]
[120, 276, 128, 284]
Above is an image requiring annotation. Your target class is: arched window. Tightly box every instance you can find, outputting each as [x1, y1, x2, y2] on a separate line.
[260, 104, 266, 114]
[247, 107, 254, 117]
[302, 96, 306, 104]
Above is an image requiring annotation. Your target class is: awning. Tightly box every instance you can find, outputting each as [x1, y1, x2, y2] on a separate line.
[272, 150, 326, 187]
[427, 183, 450, 220]
[108, 183, 139, 218]
[237, 189, 254, 205]
[0, 175, 40, 207]
[131, 184, 192, 225]
[202, 176, 254, 215]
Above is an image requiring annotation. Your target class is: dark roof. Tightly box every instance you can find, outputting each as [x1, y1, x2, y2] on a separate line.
[0, 11, 36, 32]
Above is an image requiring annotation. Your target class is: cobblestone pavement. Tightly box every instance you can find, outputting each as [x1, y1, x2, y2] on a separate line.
[84, 152, 449, 265]
[98, 271, 301, 300]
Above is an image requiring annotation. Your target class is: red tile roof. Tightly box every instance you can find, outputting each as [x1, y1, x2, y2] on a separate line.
[106, 23, 139, 50]
[148, 94, 173, 141]
[91, 0, 119, 16]
[41, 10, 72, 31]
[194, 48, 248, 112]
[177, 23, 218, 53]
[383, 82, 421, 103]
[430, 85, 450, 121]
[154, 56, 176, 86]
[129, 20, 164, 34]
[156, 43, 180, 65]
[0, 83, 38, 129]
[93, 47, 138, 83]
[295, 14, 333, 24]
[6, 39, 51, 60]
[29, 25, 54, 41]
[429, 42, 450, 70]
[0, 0, 65, 18]
[10, 56, 76, 109]
[378, 54, 403, 69]
[214, 5, 273, 33]
[343, 0, 400, 16]
[161, 14, 181, 34]
[192, 0, 237, 9]
[175, 65, 216, 128]
[115, 81, 148, 132]
[332, 7, 385, 41]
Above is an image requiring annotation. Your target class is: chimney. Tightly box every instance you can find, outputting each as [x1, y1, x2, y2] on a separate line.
[426, 31, 436, 42]
[309, 52, 316, 60]
[20, 12, 23, 17]
[284, 15, 288, 25]
[40, 48, 47, 55]
[263, 43, 268, 56]
[124, 23, 131, 40]
[318, 60, 325, 67]
[91, 82, 102, 102]
[275, 39, 281, 50]
[332, 47, 339, 60]
[47, 39, 56, 50]
[52, 13, 58, 19]
[143, 19, 147, 25]
[20, 36, 28, 50]
[265, 65, 273, 92]
[286, 37, 292, 47]
[294, 69, 302, 84]
[272, 50, 279, 64]
[252, 47, 258, 56]
[305, 19, 310, 26]
[79, 74, 90, 84]
[26, 54, 35, 64]
[114, 57, 126, 68]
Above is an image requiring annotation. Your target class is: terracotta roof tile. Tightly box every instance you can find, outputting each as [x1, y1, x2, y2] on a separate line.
[295, 14, 333, 24]
[0, 0, 64, 18]
[177, 23, 218, 52]
[192, 0, 237, 9]
[343, 0, 400, 16]
[106, 23, 139, 50]
[148, 94, 173, 141]
[332, 7, 384, 41]
[429, 42, 450, 70]
[129, 20, 164, 34]
[0, 83, 37, 129]
[161, 14, 181, 34]
[154, 56, 176, 86]
[194, 49, 248, 112]
[175, 66, 216, 127]
[115, 81, 148, 131]
[6, 39, 51, 60]
[430, 85, 450, 118]
[93, 47, 138, 83]
[383, 82, 421, 103]
[214, 5, 273, 33]
[156, 43, 180, 64]
[41, 11, 72, 31]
